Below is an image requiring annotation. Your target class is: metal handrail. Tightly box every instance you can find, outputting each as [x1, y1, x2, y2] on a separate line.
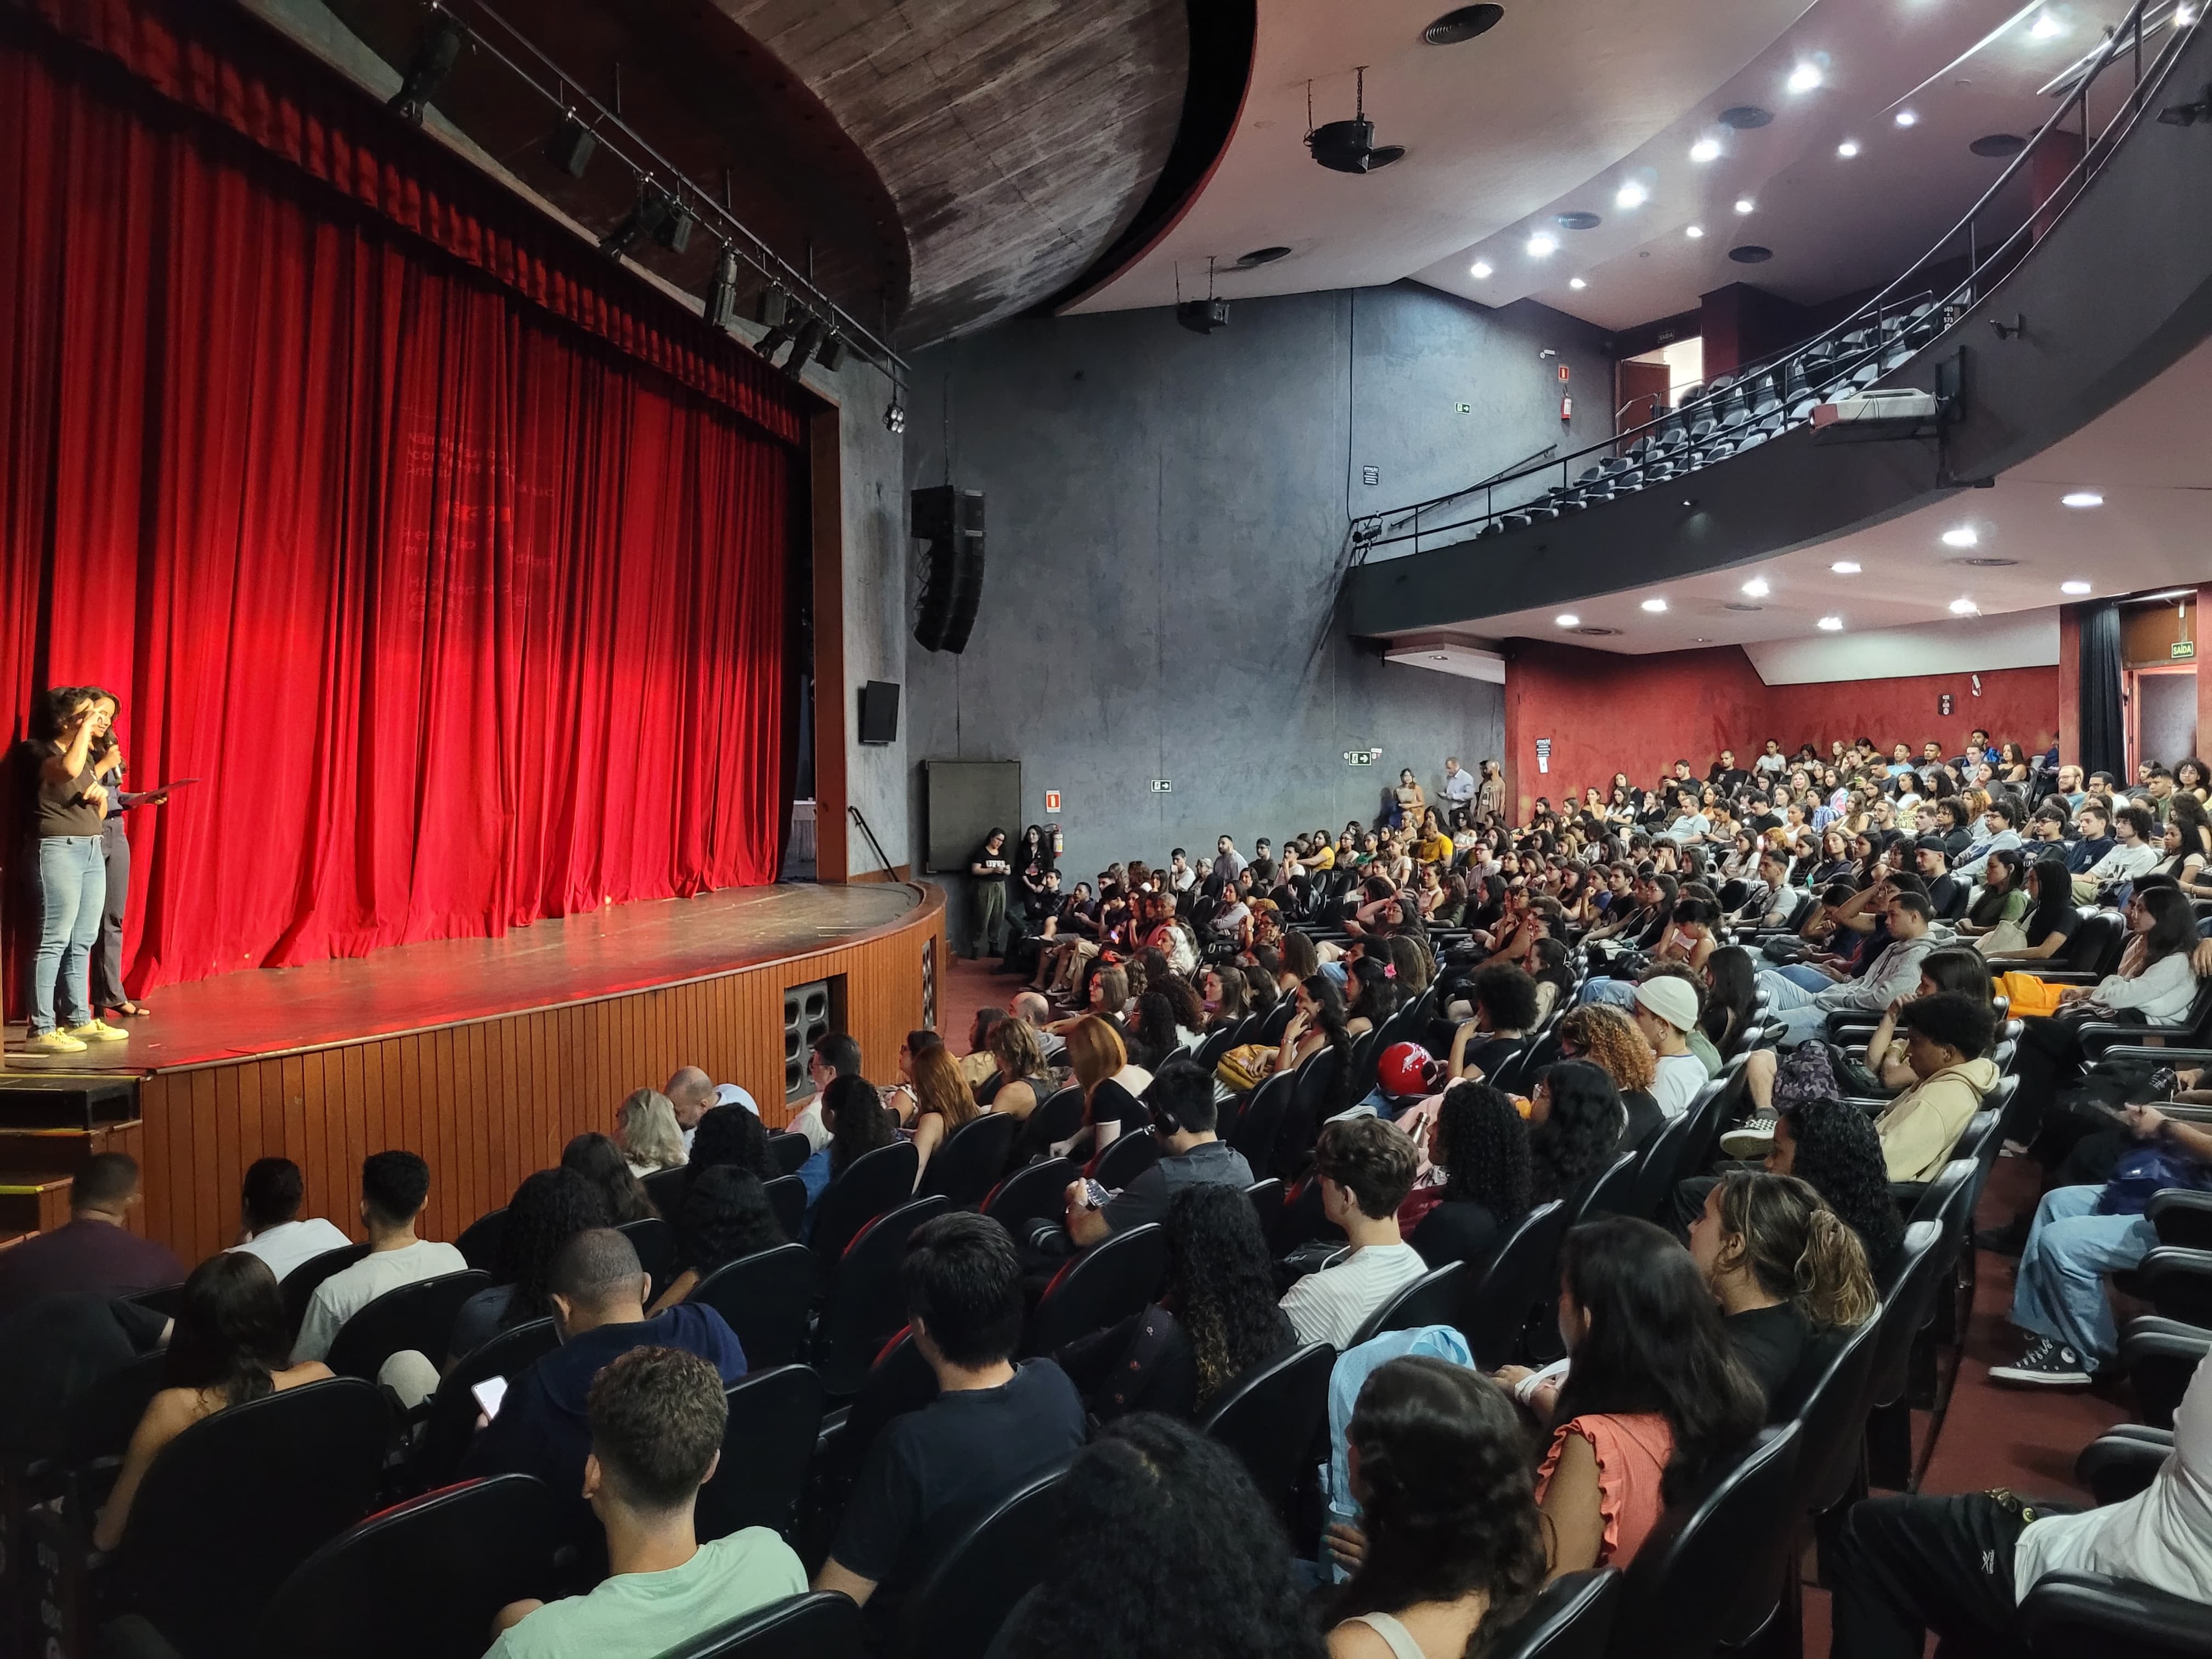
[1353, 0, 2193, 555]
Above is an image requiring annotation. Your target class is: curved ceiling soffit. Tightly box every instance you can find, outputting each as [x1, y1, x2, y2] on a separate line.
[712, 0, 1193, 349]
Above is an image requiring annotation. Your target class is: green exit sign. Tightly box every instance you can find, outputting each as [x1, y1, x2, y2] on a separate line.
[2176, 640, 2197, 661]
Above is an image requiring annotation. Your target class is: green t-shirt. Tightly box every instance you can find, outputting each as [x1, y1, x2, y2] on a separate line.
[1686, 1029, 1724, 1078]
[488, 1529, 806, 1659]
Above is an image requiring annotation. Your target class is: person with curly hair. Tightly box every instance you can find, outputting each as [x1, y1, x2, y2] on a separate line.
[992, 1413, 1325, 1659]
[1125, 989, 1187, 1073]
[1773, 1098, 1908, 1285]
[447, 1167, 610, 1364]
[1327, 1356, 1548, 1659]
[1527, 1060, 1626, 1207]
[683, 1102, 778, 1183]
[1446, 965, 1540, 1083]
[1554, 1003, 1662, 1149]
[652, 1165, 787, 1312]
[1408, 1083, 1533, 1269]
[561, 1133, 659, 1225]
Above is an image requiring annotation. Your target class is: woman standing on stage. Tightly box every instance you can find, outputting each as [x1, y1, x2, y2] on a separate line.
[23, 688, 127, 1053]
[85, 689, 165, 1022]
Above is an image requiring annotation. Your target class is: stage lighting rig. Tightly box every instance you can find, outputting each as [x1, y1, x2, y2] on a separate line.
[600, 183, 678, 258]
[702, 247, 740, 330]
[390, 9, 464, 124]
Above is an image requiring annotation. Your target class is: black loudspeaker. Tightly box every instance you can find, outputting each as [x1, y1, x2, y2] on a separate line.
[857, 681, 900, 745]
[912, 486, 986, 654]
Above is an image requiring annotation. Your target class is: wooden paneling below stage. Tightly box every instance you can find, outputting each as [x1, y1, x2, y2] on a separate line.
[121, 885, 944, 1264]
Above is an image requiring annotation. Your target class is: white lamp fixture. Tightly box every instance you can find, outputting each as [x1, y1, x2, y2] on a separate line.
[1469, 259, 1493, 278]
[1895, 109, 1918, 127]
[1616, 182, 1649, 209]
[1741, 577, 1770, 597]
[1949, 597, 1979, 614]
[1641, 597, 1669, 613]
[2060, 490, 2103, 507]
[1554, 613, 1581, 627]
[2031, 10, 2066, 38]
[1527, 232, 1558, 257]
[1817, 616, 1844, 631]
[1570, 276, 1587, 289]
[1830, 560, 1861, 574]
[2060, 580, 2094, 595]
[1940, 525, 1978, 548]
[1690, 138, 1722, 162]
[1686, 224, 1705, 239]
[1734, 197, 1756, 214]
[1787, 63, 1824, 93]
[1837, 139, 1861, 157]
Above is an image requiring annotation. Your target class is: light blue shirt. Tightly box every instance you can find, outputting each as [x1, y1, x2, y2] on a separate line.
[1322, 1324, 1476, 1579]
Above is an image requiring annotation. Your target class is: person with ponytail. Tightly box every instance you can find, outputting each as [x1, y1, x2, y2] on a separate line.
[1689, 1170, 1877, 1415]
[1327, 1356, 1548, 1659]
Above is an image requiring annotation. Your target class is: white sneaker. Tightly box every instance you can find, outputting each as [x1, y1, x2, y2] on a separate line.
[1719, 1113, 1779, 1160]
[64, 1019, 129, 1043]
[23, 1029, 87, 1054]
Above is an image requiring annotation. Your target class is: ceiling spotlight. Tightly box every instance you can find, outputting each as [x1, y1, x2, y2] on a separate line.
[883, 398, 906, 434]
[2060, 579, 2094, 595]
[1837, 139, 1861, 157]
[1830, 560, 1861, 574]
[756, 285, 792, 329]
[1741, 577, 1770, 597]
[2030, 9, 2066, 38]
[1470, 259, 1494, 278]
[1895, 109, 1918, 127]
[1527, 232, 1559, 257]
[1949, 597, 1980, 614]
[2061, 490, 2103, 507]
[389, 12, 464, 124]
[653, 199, 696, 255]
[1570, 277, 1588, 289]
[1686, 224, 1705, 239]
[701, 246, 739, 331]
[815, 332, 848, 373]
[1787, 63, 1824, 94]
[545, 114, 597, 179]
[1615, 181, 1649, 209]
[1690, 137, 1722, 162]
[1641, 597, 1669, 613]
[1555, 613, 1581, 627]
[753, 318, 795, 363]
[600, 183, 678, 258]
[1940, 525, 1978, 548]
[783, 315, 827, 377]
[1818, 616, 1844, 631]
[1734, 197, 1756, 214]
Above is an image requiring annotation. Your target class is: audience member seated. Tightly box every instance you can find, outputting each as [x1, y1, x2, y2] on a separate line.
[0, 1294, 170, 1469]
[683, 1101, 780, 1182]
[0, 1153, 184, 1318]
[796, 1075, 899, 1238]
[1688, 1171, 1876, 1413]
[1404, 1083, 1532, 1269]
[663, 1066, 719, 1156]
[1853, 947, 1996, 1092]
[1756, 891, 1939, 1046]
[1056, 1181, 1295, 1423]
[560, 1133, 659, 1223]
[1553, 1005, 1662, 1141]
[291, 1150, 466, 1364]
[1528, 1061, 1627, 1204]
[93, 1252, 331, 1551]
[1830, 1345, 2212, 1658]
[225, 1156, 351, 1283]
[2070, 803, 2161, 900]
[909, 1041, 983, 1185]
[1445, 966, 1539, 1082]
[1060, 1014, 1154, 1161]
[1280, 1117, 1427, 1349]
[813, 1213, 1086, 1630]
[616, 1087, 687, 1177]
[652, 1166, 786, 1312]
[1498, 1217, 1763, 1576]
[1325, 1356, 1548, 1659]
[448, 1168, 610, 1364]
[1759, 1099, 1906, 1283]
[485, 1347, 806, 1658]
[1063, 1059, 1251, 1249]
[462, 1229, 746, 1513]
[788, 1032, 863, 1152]
[1629, 977, 1708, 1120]
[991, 1413, 1326, 1659]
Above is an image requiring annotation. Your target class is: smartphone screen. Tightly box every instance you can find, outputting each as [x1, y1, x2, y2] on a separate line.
[471, 1375, 509, 1420]
[1083, 1180, 1112, 1210]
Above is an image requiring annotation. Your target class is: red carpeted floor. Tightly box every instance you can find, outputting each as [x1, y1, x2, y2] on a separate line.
[936, 957, 2135, 1657]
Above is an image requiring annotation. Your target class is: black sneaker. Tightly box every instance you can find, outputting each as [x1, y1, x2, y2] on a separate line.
[1719, 1112, 1779, 1160]
[1974, 1217, 2031, 1256]
[1988, 1337, 2092, 1387]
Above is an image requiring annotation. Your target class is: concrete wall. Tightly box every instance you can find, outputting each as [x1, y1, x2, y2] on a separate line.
[825, 366, 912, 878]
[901, 283, 1611, 899]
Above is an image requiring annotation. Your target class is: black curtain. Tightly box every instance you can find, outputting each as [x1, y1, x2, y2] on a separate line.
[2079, 602, 2126, 779]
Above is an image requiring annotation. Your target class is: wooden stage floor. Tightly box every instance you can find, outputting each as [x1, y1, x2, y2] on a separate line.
[5, 882, 922, 1074]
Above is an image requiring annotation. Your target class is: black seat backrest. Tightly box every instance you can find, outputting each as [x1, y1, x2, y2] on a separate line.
[1026, 1222, 1169, 1355]
[697, 1364, 826, 1542]
[453, 1207, 507, 1274]
[1271, 1171, 1341, 1255]
[1199, 1340, 1334, 1527]
[656, 1591, 865, 1659]
[1868, 1218, 1953, 1406]
[1348, 1260, 1468, 1348]
[816, 1196, 951, 1396]
[2017, 1571, 2212, 1659]
[1229, 1068, 1295, 1173]
[812, 1140, 922, 1267]
[255, 1473, 558, 1659]
[689, 1242, 820, 1369]
[1484, 1568, 1622, 1659]
[1781, 1304, 1886, 1514]
[411, 1317, 560, 1492]
[642, 1166, 689, 1217]
[1463, 1200, 1568, 1370]
[326, 1269, 491, 1381]
[1090, 1127, 1163, 1188]
[763, 1174, 808, 1241]
[1566, 1152, 1643, 1229]
[1026, 1086, 1089, 1152]
[115, 1377, 393, 1656]
[836, 1328, 939, 1483]
[1259, 1000, 1296, 1044]
[1627, 1109, 1703, 1224]
[1282, 1046, 1350, 1173]
[1244, 1178, 1285, 1242]
[894, 1465, 1070, 1659]
[922, 1113, 1021, 1206]
[617, 1216, 676, 1291]
[766, 1131, 813, 1176]
[981, 1156, 1079, 1236]
[41, 1348, 167, 1473]
[2138, 1246, 2212, 1328]
[283, 1243, 372, 1338]
[1904, 1157, 1976, 1233]
[2067, 910, 2127, 975]
[1612, 1422, 1803, 1659]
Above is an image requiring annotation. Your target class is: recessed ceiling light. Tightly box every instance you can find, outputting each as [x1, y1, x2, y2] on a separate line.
[1690, 138, 1722, 163]
[1469, 259, 1493, 278]
[1556, 211, 1603, 230]
[1554, 613, 1581, 627]
[1787, 63, 1824, 94]
[1569, 277, 1587, 289]
[1894, 109, 1918, 127]
[1940, 526, 1978, 548]
[1817, 616, 1844, 631]
[1949, 597, 1980, 614]
[1686, 224, 1705, 239]
[1734, 197, 1756, 215]
[1830, 560, 1861, 574]
[1423, 4, 1506, 44]
[2061, 490, 2103, 507]
[2060, 580, 2094, 595]
[1741, 577, 1770, 597]
[2030, 9, 2066, 38]
[1837, 139, 1861, 157]
[1641, 597, 1669, 613]
[1527, 232, 1558, 257]
[1729, 245, 1773, 263]
[1433, 653, 1449, 661]
[1615, 182, 1648, 210]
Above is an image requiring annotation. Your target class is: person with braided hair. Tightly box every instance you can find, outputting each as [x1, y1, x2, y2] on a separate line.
[1327, 1356, 1548, 1659]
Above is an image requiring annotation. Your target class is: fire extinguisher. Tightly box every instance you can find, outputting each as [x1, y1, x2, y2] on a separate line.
[1051, 823, 1064, 857]
[1560, 392, 1573, 422]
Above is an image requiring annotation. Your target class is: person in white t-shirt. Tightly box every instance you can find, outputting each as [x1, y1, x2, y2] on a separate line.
[1829, 1344, 2212, 1658]
[291, 1150, 466, 1365]
[1630, 978, 1707, 1120]
[1280, 1117, 1430, 1350]
[226, 1156, 352, 1284]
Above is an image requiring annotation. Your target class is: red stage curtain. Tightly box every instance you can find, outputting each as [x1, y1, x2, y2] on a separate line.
[0, 18, 799, 997]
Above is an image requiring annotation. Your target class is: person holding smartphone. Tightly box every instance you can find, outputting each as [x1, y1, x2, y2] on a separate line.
[19, 687, 128, 1054]
[84, 689, 168, 1022]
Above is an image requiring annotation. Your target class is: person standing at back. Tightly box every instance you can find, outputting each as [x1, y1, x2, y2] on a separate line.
[226, 1156, 351, 1284]
[291, 1150, 465, 1364]
[0, 1153, 183, 1318]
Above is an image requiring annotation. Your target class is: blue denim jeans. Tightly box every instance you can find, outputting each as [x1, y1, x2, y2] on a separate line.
[32, 834, 107, 1034]
[2010, 1183, 2157, 1364]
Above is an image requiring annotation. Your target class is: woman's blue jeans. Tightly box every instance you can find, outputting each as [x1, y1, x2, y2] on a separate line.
[32, 835, 107, 1034]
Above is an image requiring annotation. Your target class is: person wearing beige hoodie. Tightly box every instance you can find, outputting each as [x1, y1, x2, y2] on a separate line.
[1871, 992, 2000, 1184]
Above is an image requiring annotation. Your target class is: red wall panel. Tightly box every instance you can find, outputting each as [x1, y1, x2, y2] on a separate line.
[1758, 666, 2061, 761]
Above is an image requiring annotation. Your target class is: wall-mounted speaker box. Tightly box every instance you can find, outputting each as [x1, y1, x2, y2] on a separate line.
[912, 486, 985, 654]
[857, 680, 901, 745]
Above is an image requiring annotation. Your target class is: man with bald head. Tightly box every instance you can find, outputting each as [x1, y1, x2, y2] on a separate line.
[1009, 991, 1065, 1061]
[664, 1068, 716, 1154]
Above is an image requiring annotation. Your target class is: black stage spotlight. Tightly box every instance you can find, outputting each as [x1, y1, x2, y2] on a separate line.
[755, 285, 792, 329]
[815, 332, 848, 373]
[754, 318, 797, 363]
[785, 315, 827, 375]
[600, 184, 674, 257]
[702, 247, 739, 330]
[390, 11, 464, 123]
[1176, 298, 1230, 334]
[545, 115, 597, 179]
[654, 199, 696, 255]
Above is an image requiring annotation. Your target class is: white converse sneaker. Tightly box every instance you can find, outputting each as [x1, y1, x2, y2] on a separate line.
[1988, 1336, 2092, 1387]
[64, 1019, 130, 1043]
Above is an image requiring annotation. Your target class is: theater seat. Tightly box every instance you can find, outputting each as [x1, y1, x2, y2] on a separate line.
[1347, 1259, 1467, 1347]
[697, 1364, 825, 1542]
[325, 1269, 490, 1382]
[657, 1591, 865, 1659]
[1199, 1341, 1333, 1528]
[1460, 1199, 1569, 1370]
[1026, 1221, 1169, 1355]
[894, 1465, 1069, 1659]
[815, 1197, 950, 1395]
[410, 1317, 559, 1492]
[688, 1243, 818, 1370]
[1485, 1568, 1621, 1659]
[2019, 1572, 2212, 1658]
